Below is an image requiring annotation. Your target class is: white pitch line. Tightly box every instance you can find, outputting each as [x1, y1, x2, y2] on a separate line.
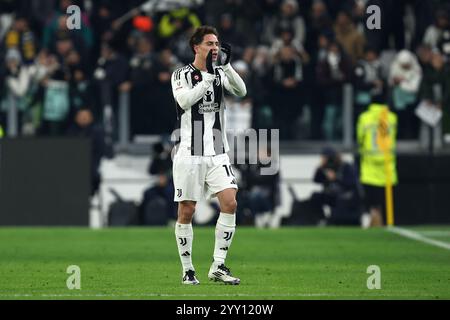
[387, 227, 450, 251]
[414, 231, 450, 237]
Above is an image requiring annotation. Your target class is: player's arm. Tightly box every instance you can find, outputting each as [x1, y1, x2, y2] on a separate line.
[171, 51, 216, 110]
[220, 43, 247, 98]
[222, 64, 247, 98]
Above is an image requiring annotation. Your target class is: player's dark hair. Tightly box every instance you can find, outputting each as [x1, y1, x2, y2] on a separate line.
[189, 26, 219, 54]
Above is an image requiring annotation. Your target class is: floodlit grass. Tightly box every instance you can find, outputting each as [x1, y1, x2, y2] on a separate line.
[0, 226, 449, 300]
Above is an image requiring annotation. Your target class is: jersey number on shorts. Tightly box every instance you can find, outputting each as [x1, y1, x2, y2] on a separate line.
[222, 165, 235, 177]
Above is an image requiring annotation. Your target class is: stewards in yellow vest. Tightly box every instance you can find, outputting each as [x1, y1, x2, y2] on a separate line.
[0, 125, 4, 138]
[357, 103, 398, 226]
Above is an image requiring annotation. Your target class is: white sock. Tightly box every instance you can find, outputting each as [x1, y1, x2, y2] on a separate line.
[175, 223, 194, 272]
[213, 212, 236, 266]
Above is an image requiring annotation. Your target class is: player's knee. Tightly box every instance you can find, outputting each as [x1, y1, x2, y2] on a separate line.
[178, 202, 196, 220]
[221, 199, 237, 213]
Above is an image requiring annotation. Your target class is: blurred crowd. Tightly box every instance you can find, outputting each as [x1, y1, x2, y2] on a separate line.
[1, 0, 450, 143]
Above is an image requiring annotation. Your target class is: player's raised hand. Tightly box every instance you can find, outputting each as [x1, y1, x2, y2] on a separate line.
[220, 42, 232, 65]
[206, 50, 215, 74]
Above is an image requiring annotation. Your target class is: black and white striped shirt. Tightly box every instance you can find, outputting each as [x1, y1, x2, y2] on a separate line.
[171, 63, 247, 156]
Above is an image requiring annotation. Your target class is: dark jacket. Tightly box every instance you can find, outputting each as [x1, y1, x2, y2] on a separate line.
[313, 161, 363, 220]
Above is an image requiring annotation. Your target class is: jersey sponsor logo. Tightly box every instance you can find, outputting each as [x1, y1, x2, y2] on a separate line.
[198, 103, 220, 114]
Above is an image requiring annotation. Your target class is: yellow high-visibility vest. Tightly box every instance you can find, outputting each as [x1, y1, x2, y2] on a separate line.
[0, 125, 4, 138]
[357, 103, 398, 187]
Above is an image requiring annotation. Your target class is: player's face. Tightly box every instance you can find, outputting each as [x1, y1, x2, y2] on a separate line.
[195, 34, 219, 62]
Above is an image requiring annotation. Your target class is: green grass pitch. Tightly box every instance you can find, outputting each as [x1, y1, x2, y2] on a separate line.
[0, 226, 449, 300]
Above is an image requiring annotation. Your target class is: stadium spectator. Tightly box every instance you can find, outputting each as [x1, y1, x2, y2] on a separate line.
[204, 0, 262, 46]
[270, 25, 310, 63]
[42, 0, 93, 60]
[309, 32, 333, 140]
[157, 7, 201, 48]
[316, 40, 352, 141]
[67, 106, 105, 196]
[351, 0, 367, 33]
[321, 0, 356, 20]
[127, 35, 157, 136]
[156, 7, 201, 64]
[334, 10, 365, 66]
[419, 49, 450, 143]
[357, 97, 398, 227]
[248, 46, 274, 130]
[2, 14, 37, 65]
[150, 48, 180, 135]
[388, 50, 422, 139]
[422, 7, 450, 50]
[0, 48, 34, 134]
[427, 7, 450, 62]
[67, 51, 95, 127]
[37, 52, 71, 136]
[364, 0, 406, 52]
[304, 0, 333, 61]
[269, 43, 305, 140]
[364, 0, 432, 51]
[259, 0, 284, 41]
[262, 0, 306, 49]
[438, 30, 450, 62]
[217, 13, 247, 59]
[14, 0, 57, 33]
[353, 46, 384, 121]
[310, 147, 363, 226]
[89, 1, 136, 50]
[92, 41, 129, 140]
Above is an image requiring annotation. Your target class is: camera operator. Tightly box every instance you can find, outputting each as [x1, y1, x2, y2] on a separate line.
[311, 147, 363, 225]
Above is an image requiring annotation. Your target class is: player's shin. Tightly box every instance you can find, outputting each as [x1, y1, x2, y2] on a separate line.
[175, 223, 195, 272]
[213, 212, 236, 265]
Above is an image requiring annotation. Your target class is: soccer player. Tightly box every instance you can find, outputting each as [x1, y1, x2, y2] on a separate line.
[171, 26, 247, 285]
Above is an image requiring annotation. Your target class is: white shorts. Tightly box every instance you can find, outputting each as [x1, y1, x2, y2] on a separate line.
[173, 150, 238, 202]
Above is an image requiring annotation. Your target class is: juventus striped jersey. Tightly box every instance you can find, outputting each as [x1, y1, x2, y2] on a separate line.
[171, 63, 247, 156]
